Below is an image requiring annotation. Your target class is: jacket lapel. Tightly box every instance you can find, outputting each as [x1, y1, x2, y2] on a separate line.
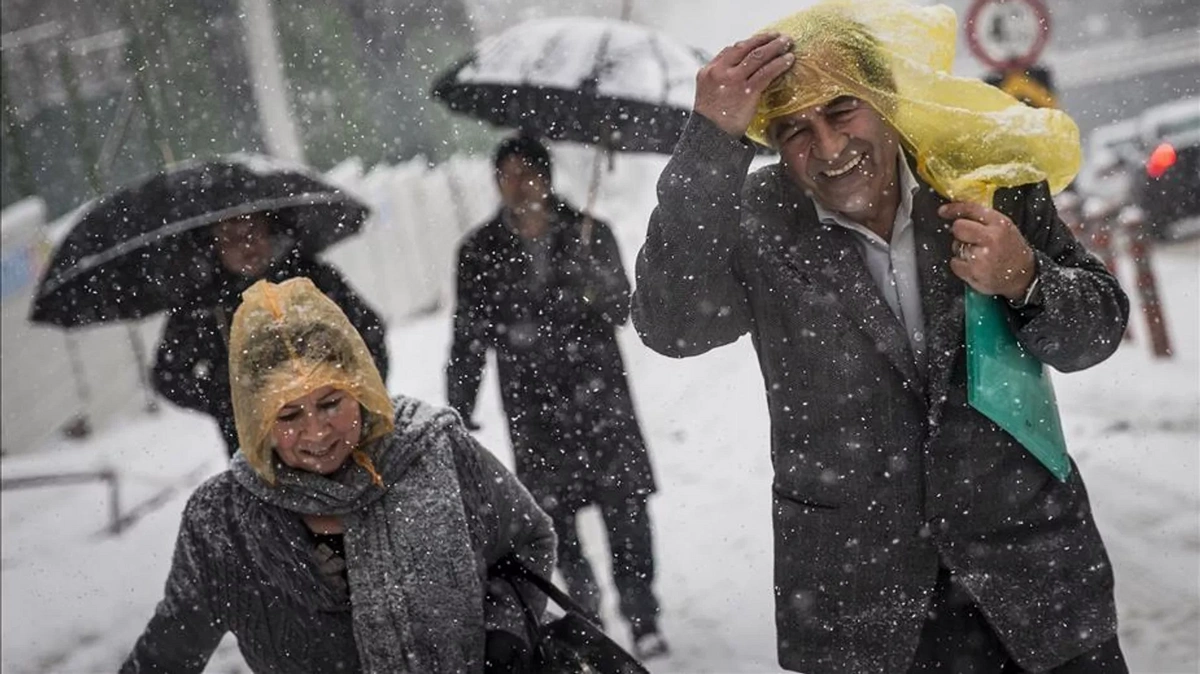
[775, 177, 925, 399]
[911, 182, 964, 426]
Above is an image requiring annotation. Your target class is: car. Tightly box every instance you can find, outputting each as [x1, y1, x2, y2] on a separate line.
[1080, 119, 1142, 233]
[1077, 118, 1142, 214]
[1132, 96, 1200, 240]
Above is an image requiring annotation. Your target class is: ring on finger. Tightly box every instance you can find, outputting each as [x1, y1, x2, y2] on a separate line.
[953, 240, 973, 260]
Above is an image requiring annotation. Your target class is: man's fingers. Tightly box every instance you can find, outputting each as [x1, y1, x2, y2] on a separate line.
[719, 32, 782, 67]
[949, 257, 984, 288]
[939, 201, 1008, 227]
[735, 35, 793, 77]
[950, 218, 990, 245]
[746, 52, 795, 92]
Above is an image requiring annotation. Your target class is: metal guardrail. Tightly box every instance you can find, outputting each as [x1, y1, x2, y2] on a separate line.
[1, 461, 213, 536]
[1059, 192, 1174, 358]
[1, 469, 122, 533]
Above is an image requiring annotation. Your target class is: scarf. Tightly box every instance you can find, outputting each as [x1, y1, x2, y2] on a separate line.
[232, 396, 485, 673]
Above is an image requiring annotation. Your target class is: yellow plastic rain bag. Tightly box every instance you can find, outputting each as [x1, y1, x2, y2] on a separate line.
[228, 277, 395, 484]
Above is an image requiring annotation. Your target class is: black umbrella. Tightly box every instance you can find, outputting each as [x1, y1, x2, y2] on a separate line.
[433, 17, 719, 246]
[431, 16, 710, 154]
[29, 154, 369, 328]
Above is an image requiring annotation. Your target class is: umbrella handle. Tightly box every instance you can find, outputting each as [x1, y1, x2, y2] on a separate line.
[61, 333, 93, 439]
[214, 306, 231, 348]
[124, 325, 160, 414]
[581, 146, 607, 250]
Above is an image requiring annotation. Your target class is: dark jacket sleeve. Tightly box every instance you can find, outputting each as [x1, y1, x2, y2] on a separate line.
[446, 237, 492, 423]
[632, 113, 758, 358]
[121, 490, 226, 673]
[554, 217, 632, 327]
[151, 309, 229, 419]
[308, 261, 390, 383]
[450, 423, 556, 644]
[1002, 181, 1131, 372]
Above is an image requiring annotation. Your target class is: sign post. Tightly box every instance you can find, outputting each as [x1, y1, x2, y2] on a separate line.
[965, 0, 1050, 72]
[965, 0, 1056, 108]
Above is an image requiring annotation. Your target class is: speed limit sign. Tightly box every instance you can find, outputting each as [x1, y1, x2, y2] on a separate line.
[965, 0, 1051, 71]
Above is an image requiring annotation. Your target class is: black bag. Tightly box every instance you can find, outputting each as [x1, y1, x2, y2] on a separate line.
[492, 556, 651, 674]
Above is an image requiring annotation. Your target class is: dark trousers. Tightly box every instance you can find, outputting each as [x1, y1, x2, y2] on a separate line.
[544, 493, 660, 637]
[909, 567, 1129, 674]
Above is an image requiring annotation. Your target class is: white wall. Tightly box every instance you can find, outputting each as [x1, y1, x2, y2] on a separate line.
[321, 155, 499, 323]
[1, 198, 162, 453]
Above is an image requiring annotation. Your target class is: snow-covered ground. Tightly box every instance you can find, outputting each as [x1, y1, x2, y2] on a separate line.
[2, 164, 1197, 673]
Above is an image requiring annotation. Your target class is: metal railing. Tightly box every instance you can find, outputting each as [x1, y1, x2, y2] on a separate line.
[1, 469, 122, 533]
[1, 461, 213, 536]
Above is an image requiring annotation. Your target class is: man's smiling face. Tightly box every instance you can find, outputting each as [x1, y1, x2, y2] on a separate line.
[769, 96, 901, 224]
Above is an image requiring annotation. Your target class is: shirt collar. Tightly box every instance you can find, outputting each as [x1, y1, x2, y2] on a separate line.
[812, 153, 920, 244]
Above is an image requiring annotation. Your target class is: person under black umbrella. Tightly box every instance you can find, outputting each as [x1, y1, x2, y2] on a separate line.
[152, 210, 388, 457]
[446, 135, 667, 659]
[28, 154, 388, 459]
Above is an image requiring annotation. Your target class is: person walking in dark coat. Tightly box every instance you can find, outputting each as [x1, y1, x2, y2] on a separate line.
[632, 3, 1130, 672]
[446, 135, 666, 658]
[124, 277, 555, 674]
[152, 211, 388, 456]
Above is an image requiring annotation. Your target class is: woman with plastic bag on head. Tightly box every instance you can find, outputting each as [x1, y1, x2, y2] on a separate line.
[122, 277, 555, 674]
[151, 211, 389, 458]
[632, 0, 1129, 671]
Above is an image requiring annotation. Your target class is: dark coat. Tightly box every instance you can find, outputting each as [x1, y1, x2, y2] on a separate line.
[633, 116, 1130, 673]
[447, 201, 655, 509]
[152, 254, 389, 452]
[121, 396, 556, 674]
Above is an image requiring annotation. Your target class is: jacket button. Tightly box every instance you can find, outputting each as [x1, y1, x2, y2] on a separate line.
[1037, 338, 1061, 353]
[923, 517, 949, 536]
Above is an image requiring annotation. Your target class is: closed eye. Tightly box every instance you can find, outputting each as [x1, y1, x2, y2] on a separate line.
[777, 126, 811, 145]
[827, 107, 858, 123]
[826, 98, 862, 121]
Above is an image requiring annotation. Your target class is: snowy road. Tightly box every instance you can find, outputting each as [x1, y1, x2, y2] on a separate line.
[2, 242, 1197, 673]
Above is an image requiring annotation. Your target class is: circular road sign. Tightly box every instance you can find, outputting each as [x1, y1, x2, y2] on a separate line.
[965, 0, 1051, 71]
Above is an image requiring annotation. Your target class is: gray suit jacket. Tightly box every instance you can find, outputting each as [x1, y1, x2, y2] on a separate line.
[633, 115, 1129, 673]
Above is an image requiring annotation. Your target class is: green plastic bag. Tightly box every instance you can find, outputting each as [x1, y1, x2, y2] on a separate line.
[965, 287, 1071, 481]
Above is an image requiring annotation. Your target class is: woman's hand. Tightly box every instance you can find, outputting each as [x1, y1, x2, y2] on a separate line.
[484, 630, 532, 674]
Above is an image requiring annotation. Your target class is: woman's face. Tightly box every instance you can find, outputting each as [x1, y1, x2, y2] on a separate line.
[214, 215, 273, 277]
[270, 385, 362, 475]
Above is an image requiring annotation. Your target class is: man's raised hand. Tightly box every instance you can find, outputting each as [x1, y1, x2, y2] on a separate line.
[694, 33, 795, 139]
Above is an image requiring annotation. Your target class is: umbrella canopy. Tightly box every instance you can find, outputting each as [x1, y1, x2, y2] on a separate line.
[432, 16, 709, 154]
[29, 154, 369, 328]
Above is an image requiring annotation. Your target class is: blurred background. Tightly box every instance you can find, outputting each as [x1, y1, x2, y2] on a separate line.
[3, 0, 1197, 221]
[1, 0, 1197, 672]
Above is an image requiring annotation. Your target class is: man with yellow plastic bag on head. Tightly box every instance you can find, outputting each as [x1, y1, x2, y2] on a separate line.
[632, 0, 1130, 671]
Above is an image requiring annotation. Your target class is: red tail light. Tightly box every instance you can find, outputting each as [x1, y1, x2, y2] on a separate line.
[1146, 142, 1177, 179]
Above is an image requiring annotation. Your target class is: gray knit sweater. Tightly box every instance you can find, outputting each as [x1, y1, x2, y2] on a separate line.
[121, 396, 556, 673]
